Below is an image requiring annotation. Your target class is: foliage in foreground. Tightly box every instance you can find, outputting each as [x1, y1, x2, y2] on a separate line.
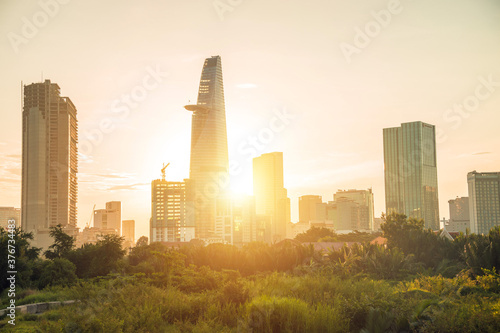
[4, 213, 500, 332]
[3, 272, 500, 333]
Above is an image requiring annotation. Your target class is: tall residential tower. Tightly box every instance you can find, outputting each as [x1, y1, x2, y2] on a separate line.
[21, 80, 78, 248]
[383, 121, 439, 230]
[185, 56, 229, 240]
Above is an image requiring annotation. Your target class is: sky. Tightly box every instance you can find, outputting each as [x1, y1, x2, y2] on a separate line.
[1, 0, 499, 240]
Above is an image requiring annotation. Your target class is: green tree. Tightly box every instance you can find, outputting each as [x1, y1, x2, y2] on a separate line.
[381, 213, 451, 268]
[135, 236, 148, 247]
[295, 227, 335, 242]
[0, 227, 40, 291]
[44, 224, 75, 259]
[459, 226, 500, 276]
[38, 258, 77, 289]
[68, 234, 125, 278]
[90, 234, 126, 277]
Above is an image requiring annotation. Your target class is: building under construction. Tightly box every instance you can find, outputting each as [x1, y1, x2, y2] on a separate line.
[150, 165, 195, 243]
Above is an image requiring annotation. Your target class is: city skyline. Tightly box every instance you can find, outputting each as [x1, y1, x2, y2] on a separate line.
[1, 1, 500, 239]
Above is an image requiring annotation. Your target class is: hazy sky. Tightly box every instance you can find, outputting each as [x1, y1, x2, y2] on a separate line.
[1, 0, 499, 239]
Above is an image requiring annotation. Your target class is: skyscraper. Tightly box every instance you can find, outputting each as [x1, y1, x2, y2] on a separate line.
[185, 56, 229, 240]
[22, 80, 78, 248]
[298, 195, 323, 223]
[122, 220, 135, 248]
[383, 121, 440, 230]
[468, 171, 500, 234]
[253, 152, 290, 242]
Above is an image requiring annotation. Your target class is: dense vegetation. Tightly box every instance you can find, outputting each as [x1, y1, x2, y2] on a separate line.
[294, 226, 381, 243]
[2, 213, 500, 332]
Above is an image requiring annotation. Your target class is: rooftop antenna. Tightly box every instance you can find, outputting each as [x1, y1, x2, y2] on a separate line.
[161, 163, 170, 181]
[41, 71, 43, 82]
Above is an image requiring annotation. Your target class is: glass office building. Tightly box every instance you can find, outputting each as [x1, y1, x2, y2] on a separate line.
[383, 121, 440, 230]
[468, 171, 500, 234]
[185, 56, 229, 240]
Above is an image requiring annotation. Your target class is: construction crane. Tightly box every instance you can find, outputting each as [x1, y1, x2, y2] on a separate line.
[86, 204, 96, 228]
[161, 163, 170, 181]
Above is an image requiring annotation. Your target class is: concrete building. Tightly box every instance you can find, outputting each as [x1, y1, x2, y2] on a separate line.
[150, 179, 195, 243]
[447, 197, 470, 233]
[106, 201, 121, 234]
[256, 215, 272, 243]
[334, 189, 374, 231]
[184, 56, 230, 240]
[299, 195, 323, 222]
[214, 195, 257, 245]
[93, 201, 121, 235]
[324, 189, 374, 232]
[468, 171, 500, 234]
[253, 152, 291, 242]
[0, 207, 20, 230]
[215, 196, 234, 244]
[373, 217, 383, 231]
[383, 121, 440, 230]
[122, 220, 135, 248]
[329, 198, 359, 231]
[21, 80, 78, 249]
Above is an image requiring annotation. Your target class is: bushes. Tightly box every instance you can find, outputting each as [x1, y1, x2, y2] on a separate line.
[68, 234, 126, 278]
[325, 242, 421, 280]
[38, 278, 239, 332]
[420, 295, 500, 332]
[10, 268, 500, 332]
[242, 295, 348, 333]
[38, 258, 77, 289]
[8, 216, 500, 331]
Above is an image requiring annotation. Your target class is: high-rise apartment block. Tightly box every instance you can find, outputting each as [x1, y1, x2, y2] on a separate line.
[21, 80, 78, 249]
[253, 152, 290, 242]
[447, 197, 470, 233]
[330, 189, 374, 231]
[468, 171, 500, 234]
[383, 121, 440, 230]
[185, 56, 230, 240]
[299, 195, 323, 223]
[150, 179, 195, 243]
[0, 207, 20, 230]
